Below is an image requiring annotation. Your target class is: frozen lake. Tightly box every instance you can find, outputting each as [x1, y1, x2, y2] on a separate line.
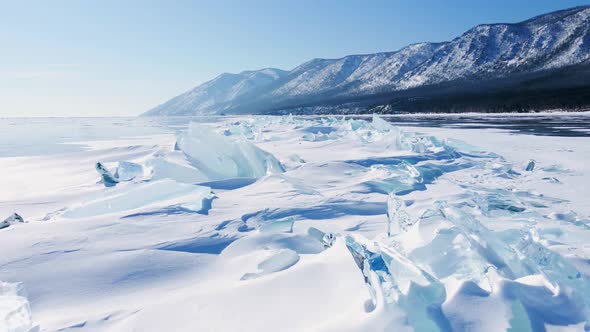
[2, 113, 589, 158]
[1, 113, 589, 331]
[386, 113, 590, 137]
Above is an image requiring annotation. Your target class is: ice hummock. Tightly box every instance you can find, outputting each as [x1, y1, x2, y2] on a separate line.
[174, 122, 285, 181]
[63, 179, 213, 218]
[3, 114, 590, 331]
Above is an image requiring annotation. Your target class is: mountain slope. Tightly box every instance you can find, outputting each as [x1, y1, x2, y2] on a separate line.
[144, 68, 287, 116]
[398, 6, 590, 89]
[144, 6, 590, 116]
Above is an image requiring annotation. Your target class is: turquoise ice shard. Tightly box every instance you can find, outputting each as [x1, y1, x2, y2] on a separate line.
[344, 234, 394, 304]
[380, 245, 447, 331]
[436, 201, 532, 280]
[95, 162, 119, 186]
[387, 193, 413, 236]
[525, 159, 536, 171]
[344, 234, 447, 330]
[515, 231, 590, 308]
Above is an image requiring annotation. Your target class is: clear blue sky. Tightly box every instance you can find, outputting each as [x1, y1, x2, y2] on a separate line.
[1, 0, 588, 117]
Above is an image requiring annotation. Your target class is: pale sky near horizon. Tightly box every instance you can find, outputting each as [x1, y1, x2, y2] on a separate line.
[1, 0, 589, 117]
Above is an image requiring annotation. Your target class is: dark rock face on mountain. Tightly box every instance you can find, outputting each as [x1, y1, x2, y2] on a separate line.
[145, 6, 590, 116]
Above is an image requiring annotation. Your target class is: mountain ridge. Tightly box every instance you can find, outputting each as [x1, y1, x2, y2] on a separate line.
[144, 6, 590, 116]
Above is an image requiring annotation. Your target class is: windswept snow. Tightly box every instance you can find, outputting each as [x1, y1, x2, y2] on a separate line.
[1, 114, 589, 331]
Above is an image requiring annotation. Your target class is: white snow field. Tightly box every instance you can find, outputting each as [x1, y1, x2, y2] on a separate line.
[0, 114, 589, 332]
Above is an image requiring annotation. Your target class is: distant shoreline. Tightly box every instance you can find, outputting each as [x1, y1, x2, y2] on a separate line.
[3, 109, 590, 120]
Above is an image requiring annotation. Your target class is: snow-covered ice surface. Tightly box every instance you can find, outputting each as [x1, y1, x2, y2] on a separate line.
[1, 114, 589, 331]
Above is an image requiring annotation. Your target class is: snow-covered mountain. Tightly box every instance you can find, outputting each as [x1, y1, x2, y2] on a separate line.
[145, 6, 590, 116]
[398, 6, 590, 89]
[144, 68, 287, 116]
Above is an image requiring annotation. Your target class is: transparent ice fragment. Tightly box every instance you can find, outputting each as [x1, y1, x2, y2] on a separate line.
[386, 193, 413, 236]
[241, 249, 300, 280]
[477, 192, 526, 214]
[146, 154, 210, 184]
[399, 161, 422, 184]
[390, 130, 447, 155]
[258, 218, 294, 233]
[302, 131, 331, 142]
[525, 159, 536, 171]
[344, 233, 442, 317]
[515, 231, 590, 308]
[302, 132, 315, 141]
[96, 161, 143, 186]
[283, 113, 295, 124]
[63, 179, 212, 218]
[4, 213, 24, 224]
[95, 162, 119, 186]
[541, 164, 570, 173]
[348, 119, 366, 131]
[436, 202, 532, 280]
[542, 176, 560, 184]
[379, 246, 446, 330]
[288, 154, 305, 163]
[322, 232, 336, 248]
[371, 114, 393, 132]
[114, 161, 143, 181]
[444, 138, 497, 158]
[0, 213, 25, 230]
[222, 121, 256, 139]
[177, 122, 284, 181]
[307, 227, 336, 248]
[345, 235, 394, 303]
[264, 155, 285, 175]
